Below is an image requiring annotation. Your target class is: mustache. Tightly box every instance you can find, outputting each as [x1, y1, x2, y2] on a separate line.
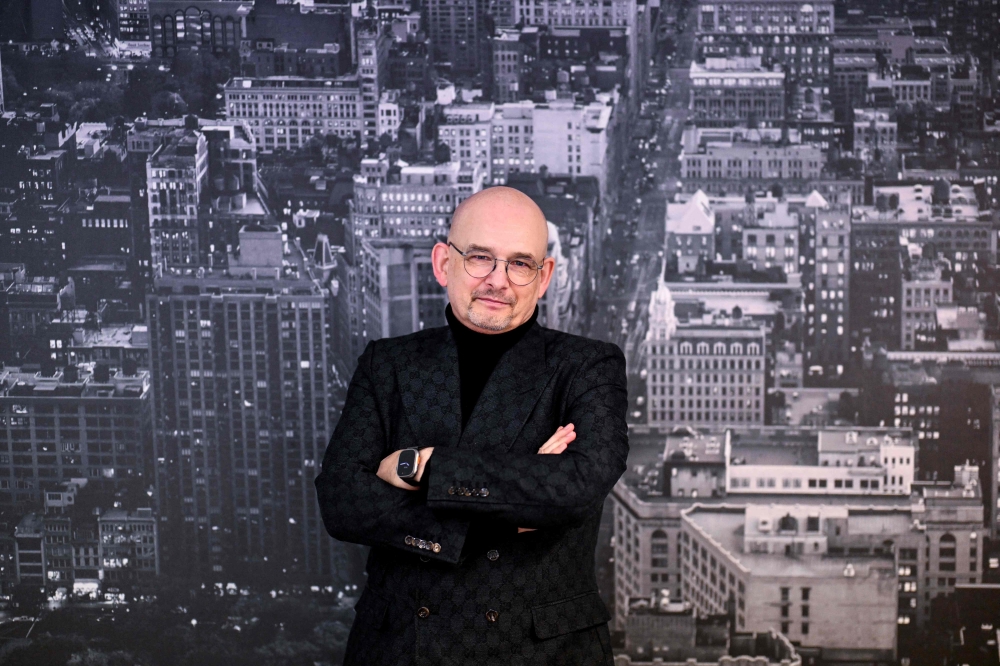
[472, 290, 515, 305]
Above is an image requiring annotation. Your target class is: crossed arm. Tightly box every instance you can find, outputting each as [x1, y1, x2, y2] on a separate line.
[375, 424, 580, 533]
[314, 340, 629, 565]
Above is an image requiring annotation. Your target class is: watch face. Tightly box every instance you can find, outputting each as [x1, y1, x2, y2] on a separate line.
[397, 449, 417, 477]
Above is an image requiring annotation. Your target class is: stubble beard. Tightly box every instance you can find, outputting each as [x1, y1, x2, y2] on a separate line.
[466, 291, 516, 331]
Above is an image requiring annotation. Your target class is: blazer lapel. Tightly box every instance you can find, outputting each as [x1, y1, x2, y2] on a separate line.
[397, 327, 463, 451]
[459, 321, 556, 453]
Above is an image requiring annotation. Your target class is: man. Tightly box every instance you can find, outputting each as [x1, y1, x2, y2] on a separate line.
[315, 186, 628, 665]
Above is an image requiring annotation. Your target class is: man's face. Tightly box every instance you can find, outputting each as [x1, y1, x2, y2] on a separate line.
[431, 193, 555, 334]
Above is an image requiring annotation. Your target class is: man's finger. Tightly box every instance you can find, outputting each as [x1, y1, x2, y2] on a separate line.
[539, 430, 576, 453]
[537, 425, 576, 453]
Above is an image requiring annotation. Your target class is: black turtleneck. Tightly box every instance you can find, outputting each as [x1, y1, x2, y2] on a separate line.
[445, 302, 539, 430]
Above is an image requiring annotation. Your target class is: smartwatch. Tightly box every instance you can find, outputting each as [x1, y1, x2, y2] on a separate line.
[396, 448, 422, 487]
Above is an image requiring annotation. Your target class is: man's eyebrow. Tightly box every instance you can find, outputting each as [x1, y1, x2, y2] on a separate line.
[466, 243, 539, 262]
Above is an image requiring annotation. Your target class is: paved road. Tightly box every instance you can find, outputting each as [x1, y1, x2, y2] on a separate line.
[585, 0, 695, 423]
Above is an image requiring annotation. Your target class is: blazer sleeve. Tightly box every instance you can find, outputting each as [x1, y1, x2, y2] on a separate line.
[422, 341, 629, 529]
[314, 340, 472, 565]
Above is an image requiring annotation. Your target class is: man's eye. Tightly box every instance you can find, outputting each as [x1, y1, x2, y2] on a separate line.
[470, 255, 493, 262]
[510, 260, 531, 269]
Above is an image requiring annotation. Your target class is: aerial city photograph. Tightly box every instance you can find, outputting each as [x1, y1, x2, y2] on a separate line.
[0, 0, 999, 663]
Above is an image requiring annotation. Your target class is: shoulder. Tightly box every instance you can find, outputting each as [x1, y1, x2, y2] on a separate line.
[539, 326, 625, 370]
[362, 326, 449, 366]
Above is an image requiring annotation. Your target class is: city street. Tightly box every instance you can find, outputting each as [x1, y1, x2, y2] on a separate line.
[588, 0, 693, 423]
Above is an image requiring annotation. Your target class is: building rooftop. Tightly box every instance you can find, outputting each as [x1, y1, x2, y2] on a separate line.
[684, 505, 896, 578]
[70, 324, 148, 350]
[0, 363, 149, 400]
[225, 74, 360, 90]
[664, 427, 726, 465]
[667, 190, 715, 235]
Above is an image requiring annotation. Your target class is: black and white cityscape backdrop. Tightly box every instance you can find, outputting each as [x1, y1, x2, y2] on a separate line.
[0, 0, 999, 663]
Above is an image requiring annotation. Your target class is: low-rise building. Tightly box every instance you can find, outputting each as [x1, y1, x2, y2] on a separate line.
[224, 75, 364, 152]
[681, 502, 899, 660]
[688, 56, 785, 128]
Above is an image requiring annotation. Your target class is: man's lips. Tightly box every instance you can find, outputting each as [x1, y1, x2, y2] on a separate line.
[476, 297, 512, 306]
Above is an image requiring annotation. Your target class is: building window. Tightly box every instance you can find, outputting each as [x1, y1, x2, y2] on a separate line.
[801, 622, 809, 635]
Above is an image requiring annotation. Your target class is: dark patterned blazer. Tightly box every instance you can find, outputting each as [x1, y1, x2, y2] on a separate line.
[314, 318, 629, 666]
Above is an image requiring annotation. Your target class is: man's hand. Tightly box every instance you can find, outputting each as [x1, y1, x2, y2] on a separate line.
[376, 447, 434, 490]
[518, 423, 576, 533]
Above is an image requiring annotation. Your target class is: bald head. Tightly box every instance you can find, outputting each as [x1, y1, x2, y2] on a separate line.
[448, 186, 549, 259]
[431, 185, 556, 334]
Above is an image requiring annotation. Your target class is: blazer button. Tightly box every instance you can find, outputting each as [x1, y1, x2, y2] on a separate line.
[480, 488, 489, 497]
[417, 539, 427, 549]
[404, 535, 413, 545]
[487, 549, 499, 561]
[447, 486, 456, 495]
[432, 542, 442, 553]
[417, 606, 431, 618]
[486, 609, 499, 623]
[419, 555, 430, 562]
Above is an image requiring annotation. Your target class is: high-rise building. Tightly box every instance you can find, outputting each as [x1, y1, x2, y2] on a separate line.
[695, 0, 834, 86]
[800, 195, 851, 381]
[901, 257, 952, 351]
[146, 131, 209, 270]
[849, 180, 995, 354]
[147, 224, 335, 581]
[514, 0, 640, 113]
[350, 156, 482, 243]
[492, 30, 525, 104]
[741, 200, 800, 277]
[439, 103, 495, 179]
[990, 385, 1000, 540]
[645, 281, 767, 428]
[142, 119, 266, 272]
[425, 0, 490, 75]
[358, 237, 444, 344]
[356, 19, 392, 143]
[0, 362, 152, 508]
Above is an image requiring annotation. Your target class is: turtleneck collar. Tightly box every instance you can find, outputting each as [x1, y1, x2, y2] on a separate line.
[444, 302, 540, 430]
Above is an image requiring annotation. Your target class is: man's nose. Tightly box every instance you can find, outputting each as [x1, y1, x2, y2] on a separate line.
[483, 261, 511, 289]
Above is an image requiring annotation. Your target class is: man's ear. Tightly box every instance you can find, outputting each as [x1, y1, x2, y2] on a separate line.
[431, 242, 450, 288]
[534, 256, 557, 299]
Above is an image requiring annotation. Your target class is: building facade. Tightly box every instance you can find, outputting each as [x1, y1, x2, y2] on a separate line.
[224, 76, 364, 152]
[146, 225, 335, 581]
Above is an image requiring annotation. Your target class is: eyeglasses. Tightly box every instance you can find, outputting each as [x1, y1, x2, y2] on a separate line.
[447, 241, 543, 286]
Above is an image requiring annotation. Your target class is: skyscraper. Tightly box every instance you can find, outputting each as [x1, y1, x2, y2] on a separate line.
[147, 224, 336, 581]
